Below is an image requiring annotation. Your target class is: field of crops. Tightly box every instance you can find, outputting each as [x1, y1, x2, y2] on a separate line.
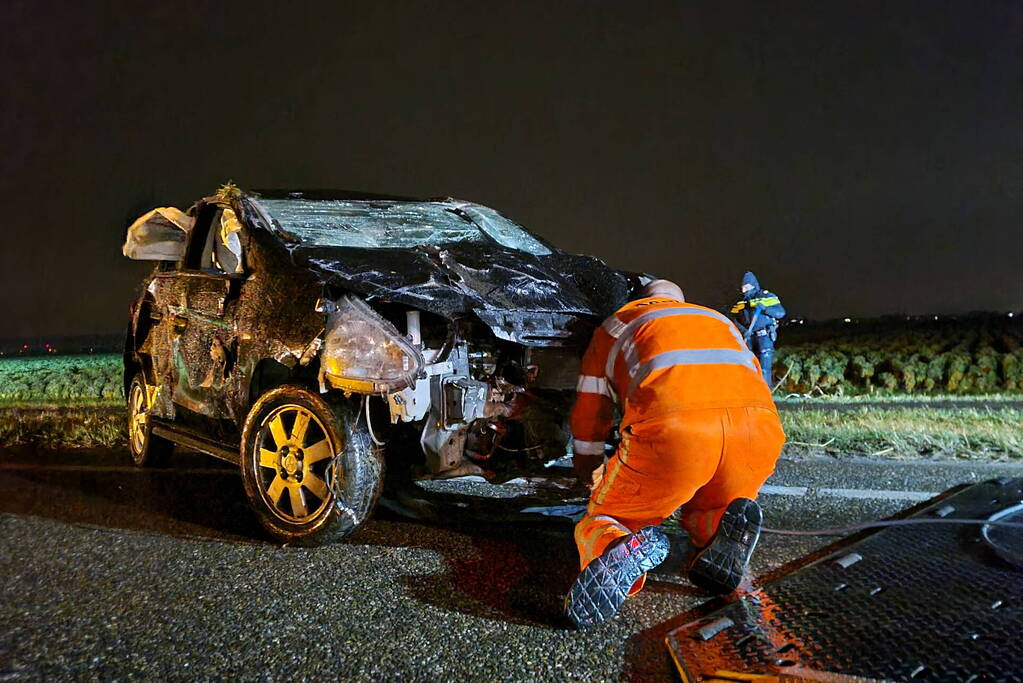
[1, 316, 1021, 406]
[0, 354, 123, 406]
[0, 323, 1019, 456]
[775, 316, 1023, 396]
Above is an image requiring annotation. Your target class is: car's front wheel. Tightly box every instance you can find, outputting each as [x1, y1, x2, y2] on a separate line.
[239, 386, 383, 545]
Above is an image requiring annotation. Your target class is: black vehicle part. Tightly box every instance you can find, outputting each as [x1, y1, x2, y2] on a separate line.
[666, 478, 1023, 681]
[240, 195, 639, 345]
[762, 516, 1023, 537]
[149, 418, 240, 466]
[240, 385, 384, 545]
[982, 502, 1023, 569]
[430, 318, 459, 364]
[127, 373, 174, 467]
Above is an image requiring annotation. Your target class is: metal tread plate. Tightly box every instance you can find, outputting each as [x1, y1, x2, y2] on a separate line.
[666, 478, 1023, 682]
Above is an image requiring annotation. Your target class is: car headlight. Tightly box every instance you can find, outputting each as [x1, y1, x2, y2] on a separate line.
[319, 296, 424, 394]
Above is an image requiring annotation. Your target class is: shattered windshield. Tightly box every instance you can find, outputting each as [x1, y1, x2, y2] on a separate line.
[258, 199, 552, 255]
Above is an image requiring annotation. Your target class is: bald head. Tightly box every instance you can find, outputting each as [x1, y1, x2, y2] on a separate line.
[639, 279, 684, 301]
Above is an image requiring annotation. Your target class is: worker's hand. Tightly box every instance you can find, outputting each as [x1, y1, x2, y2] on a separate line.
[573, 452, 604, 489]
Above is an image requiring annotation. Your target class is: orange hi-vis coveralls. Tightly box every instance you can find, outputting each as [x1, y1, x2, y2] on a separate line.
[570, 297, 785, 593]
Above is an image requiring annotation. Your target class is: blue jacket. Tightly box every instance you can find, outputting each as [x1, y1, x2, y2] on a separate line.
[731, 271, 785, 337]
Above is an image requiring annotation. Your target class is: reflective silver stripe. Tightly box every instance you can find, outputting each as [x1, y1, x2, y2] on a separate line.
[576, 375, 610, 397]
[606, 306, 741, 380]
[622, 336, 641, 378]
[602, 314, 628, 339]
[591, 514, 630, 533]
[573, 439, 606, 455]
[626, 348, 758, 397]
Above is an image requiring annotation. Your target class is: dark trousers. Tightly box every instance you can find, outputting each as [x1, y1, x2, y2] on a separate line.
[751, 337, 774, 387]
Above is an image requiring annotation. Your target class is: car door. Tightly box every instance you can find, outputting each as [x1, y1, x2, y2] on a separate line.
[170, 203, 247, 419]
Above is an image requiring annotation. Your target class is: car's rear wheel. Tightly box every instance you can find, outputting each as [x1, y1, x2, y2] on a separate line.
[127, 373, 174, 466]
[240, 385, 383, 545]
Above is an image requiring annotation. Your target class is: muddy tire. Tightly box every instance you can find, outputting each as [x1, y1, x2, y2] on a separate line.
[240, 385, 384, 545]
[127, 373, 174, 467]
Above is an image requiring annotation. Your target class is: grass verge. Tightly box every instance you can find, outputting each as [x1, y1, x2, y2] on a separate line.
[0, 406, 126, 450]
[775, 392, 1022, 405]
[781, 406, 1022, 460]
[1, 403, 1019, 461]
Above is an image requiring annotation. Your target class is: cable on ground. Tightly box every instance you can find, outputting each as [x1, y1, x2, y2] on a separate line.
[763, 517, 1023, 536]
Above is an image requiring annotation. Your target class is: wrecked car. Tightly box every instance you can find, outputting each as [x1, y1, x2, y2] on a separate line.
[123, 185, 645, 543]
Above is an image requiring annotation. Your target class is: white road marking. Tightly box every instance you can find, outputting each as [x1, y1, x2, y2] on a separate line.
[760, 483, 936, 501]
[819, 487, 936, 501]
[760, 484, 808, 496]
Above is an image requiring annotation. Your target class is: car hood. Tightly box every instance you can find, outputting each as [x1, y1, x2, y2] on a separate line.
[285, 241, 636, 344]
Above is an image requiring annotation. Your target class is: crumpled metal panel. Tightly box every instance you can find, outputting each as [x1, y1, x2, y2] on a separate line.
[122, 207, 193, 261]
[129, 199, 325, 424]
[667, 478, 1023, 682]
[241, 196, 636, 345]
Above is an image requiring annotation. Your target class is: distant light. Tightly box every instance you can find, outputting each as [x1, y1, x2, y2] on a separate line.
[1010, 312, 1015, 318]
[22, 345, 28, 349]
[933, 315, 939, 320]
[843, 317, 852, 323]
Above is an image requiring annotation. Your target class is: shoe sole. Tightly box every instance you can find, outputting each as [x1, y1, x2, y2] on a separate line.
[687, 498, 762, 594]
[565, 526, 670, 629]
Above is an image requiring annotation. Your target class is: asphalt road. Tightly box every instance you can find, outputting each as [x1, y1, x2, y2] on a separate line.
[1, 448, 1021, 681]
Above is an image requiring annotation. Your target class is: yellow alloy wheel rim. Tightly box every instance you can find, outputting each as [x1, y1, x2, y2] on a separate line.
[255, 404, 339, 523]
[129, 381, 149, 455]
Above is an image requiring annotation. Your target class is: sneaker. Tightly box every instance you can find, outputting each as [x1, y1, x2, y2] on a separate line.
[565, 526, 670, 629]
[686, 498, 762, 594]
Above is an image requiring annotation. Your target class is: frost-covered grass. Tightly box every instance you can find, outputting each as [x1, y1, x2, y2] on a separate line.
[0, 354, 123, 406]
[0, 406, 125, 449]
[781, 405, 1023, 460]
[775, 392, 1021, 405]
[0, 355, 1019, 458]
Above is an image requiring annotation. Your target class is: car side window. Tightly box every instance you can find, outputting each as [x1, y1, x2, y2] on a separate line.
[184, 206, 245, 274]
[209, 209, 245, 274]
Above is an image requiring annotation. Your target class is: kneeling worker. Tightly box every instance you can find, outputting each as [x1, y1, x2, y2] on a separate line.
[566, 280, 785, 629]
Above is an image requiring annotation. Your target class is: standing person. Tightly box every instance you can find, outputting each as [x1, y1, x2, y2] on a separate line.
[730, 271, 786, 387]
[565, 280, 785, 629]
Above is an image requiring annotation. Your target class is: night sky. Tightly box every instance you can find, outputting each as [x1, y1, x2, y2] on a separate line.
[3, 1, 1021, 339]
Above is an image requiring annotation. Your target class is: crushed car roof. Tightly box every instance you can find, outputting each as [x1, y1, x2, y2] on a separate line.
[239, 191, 640, 339]
[253, 197, 553, 255]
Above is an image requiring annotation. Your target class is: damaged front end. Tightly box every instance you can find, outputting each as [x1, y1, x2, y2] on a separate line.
[312, 293, 583, 479]
[119, 186, 649, 544]
[235, 191, 644, 480]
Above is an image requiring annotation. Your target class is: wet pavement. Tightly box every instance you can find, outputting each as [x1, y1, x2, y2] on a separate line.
[1, 448, 1021, 680]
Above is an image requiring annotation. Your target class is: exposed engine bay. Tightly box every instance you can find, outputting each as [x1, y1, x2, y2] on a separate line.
[317, 295, 584, 480]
